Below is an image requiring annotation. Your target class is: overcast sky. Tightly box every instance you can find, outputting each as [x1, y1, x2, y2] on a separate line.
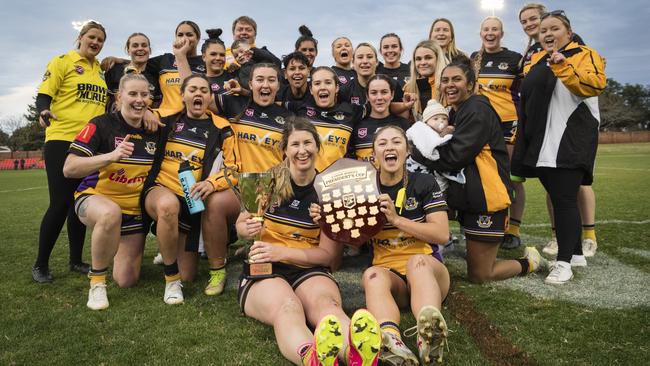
[0, 0, 646, 125]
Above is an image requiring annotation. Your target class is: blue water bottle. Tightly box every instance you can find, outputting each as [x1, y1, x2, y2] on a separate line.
[178, 160, 205, 214]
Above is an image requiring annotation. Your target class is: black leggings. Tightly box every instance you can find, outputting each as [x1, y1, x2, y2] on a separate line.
[537, 168, 584, 262]
[34, 140, 86, 268]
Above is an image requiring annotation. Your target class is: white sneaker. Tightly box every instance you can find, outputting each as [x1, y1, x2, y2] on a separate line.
[582, 238, 598, 257]
[153, 252, 164, 265]
[87, 283, 109, 310]
[545, 261, 573, 284]
[542, 238, 558, 256]
[164, 280, 184, 305]
[570, 255, 587, 267]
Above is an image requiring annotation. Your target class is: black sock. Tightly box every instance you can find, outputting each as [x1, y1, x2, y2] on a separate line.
[164, 262, 179, 277]
[517, 258, 529, 276]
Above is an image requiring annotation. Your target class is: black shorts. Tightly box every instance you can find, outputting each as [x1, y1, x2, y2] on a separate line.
[501, 121, 517, 145]
[237, 262, 337, 314]
[74, 194, 146, 235]
[457, 208, 508, 243]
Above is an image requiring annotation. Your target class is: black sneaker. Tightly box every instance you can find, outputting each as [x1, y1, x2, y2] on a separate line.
[500, 234, 522, 249]
[69, 262, 91, 274]
[32, 266, 53, 283]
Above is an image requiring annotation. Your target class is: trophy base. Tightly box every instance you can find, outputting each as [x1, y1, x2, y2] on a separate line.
[244, 260, 274, 279]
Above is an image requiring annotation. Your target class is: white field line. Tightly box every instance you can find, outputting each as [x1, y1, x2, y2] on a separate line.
[0, 186, 46, 193]
[522, 219, 650, 228]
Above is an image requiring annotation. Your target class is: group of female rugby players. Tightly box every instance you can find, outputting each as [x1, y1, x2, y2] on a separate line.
[32, 3, 606, 365]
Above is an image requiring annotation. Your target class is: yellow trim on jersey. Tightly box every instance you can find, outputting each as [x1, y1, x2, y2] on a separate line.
[475, 145, 511, 212]
[38, 50, 107, 141]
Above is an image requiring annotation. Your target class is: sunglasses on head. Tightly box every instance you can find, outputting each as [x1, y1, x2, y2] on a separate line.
[541, 10, 571, 24]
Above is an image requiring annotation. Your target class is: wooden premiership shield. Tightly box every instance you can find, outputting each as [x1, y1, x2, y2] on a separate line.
[315, 158, 386, 246]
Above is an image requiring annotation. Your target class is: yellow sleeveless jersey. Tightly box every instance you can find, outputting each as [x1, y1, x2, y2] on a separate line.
[473, 48, 523, 122]
[370, 172, 447, 275]
[70, 112, 158, 214]
[38, 50, 107, 142]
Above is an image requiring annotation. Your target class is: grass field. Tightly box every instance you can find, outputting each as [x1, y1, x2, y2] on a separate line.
[1, 143, 649, 365]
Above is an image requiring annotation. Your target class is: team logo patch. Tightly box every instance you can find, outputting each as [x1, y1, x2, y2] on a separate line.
[338, 75, 348, 84]
[211, 83, 220, 92]
[197, 65, 206, 72]
[117, 168, 126, 175]
[498, 62, 508, 70]
[175, 123, 184, 132]
[42, 70, 51, 81]
[245, 108, 254, 117]
[334, 112, 345, 121]
[289, 199, 300, 209]
[351, 97, 360, 105]
[307, 107, 316, 117]
[260, 113, 268, 119]
[485, 61, 493, 67]
[477, 215, 493, 229]
[405, 197, 418, 211]
[145, 141, 156, 155]
[114, 136, 125, 148]
[74, 65, 84, 75]
[358, 128, 367, 138]
[275, 116, 285, 125]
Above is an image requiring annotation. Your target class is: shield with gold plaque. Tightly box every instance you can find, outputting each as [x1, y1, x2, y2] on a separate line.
[314, 158, 386, 246]
[224, 165, 292, 279]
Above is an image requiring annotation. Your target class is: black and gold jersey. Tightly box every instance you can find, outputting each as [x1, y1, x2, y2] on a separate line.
[416, 77, 437, 114]
[351, 115, 411, 164]
[370, 172, 448, 275]
[217, 94, 293, 173]
[104, 63, 161, 111]
[155, 115, 211, 196]
[207, 71, 236, 96]
[69, 112, 158, 215]
[339, 78, 403, 107]
[262, 178, 321, 267]
[377, 62, 410, 89]
[472, 48, 522, 123]
[331, 66, 356, 87]
[147, 53, 206, 111]
[288, 100, 364, 171]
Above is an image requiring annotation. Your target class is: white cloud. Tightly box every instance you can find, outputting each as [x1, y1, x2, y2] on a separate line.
[0, 83, 38, 121]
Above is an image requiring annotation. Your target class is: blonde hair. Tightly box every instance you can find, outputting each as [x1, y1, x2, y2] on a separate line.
[75, 20, 106, 49]
[519, 3, 547, 56]
[473, 17, 504, 88]
[404, 40, 448, 118]
[428, 18, 463, 62]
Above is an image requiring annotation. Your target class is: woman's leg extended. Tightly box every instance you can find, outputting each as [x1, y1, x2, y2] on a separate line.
[405, 255, 450, 315]
[244, 278, 314, 365]
[77, 195, 122, 272]
[112, 233, 145, 288]
[145, 186, 181, 266]
[361, 266, 408, 325]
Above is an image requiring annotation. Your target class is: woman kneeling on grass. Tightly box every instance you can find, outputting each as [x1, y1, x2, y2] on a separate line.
[235, 117, 381, 366]
[410, 62, 547, 284]
[312, 125, 451, 365]
[64, 74, 159, 310]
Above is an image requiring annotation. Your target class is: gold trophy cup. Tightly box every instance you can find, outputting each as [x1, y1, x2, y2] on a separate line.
[224, 166, 287, 279]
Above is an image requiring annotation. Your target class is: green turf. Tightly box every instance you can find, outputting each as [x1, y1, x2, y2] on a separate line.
[0, 143, 649, 365]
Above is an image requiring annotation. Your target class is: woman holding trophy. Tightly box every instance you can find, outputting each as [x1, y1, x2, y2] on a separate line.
[236, 117, 381, 366]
